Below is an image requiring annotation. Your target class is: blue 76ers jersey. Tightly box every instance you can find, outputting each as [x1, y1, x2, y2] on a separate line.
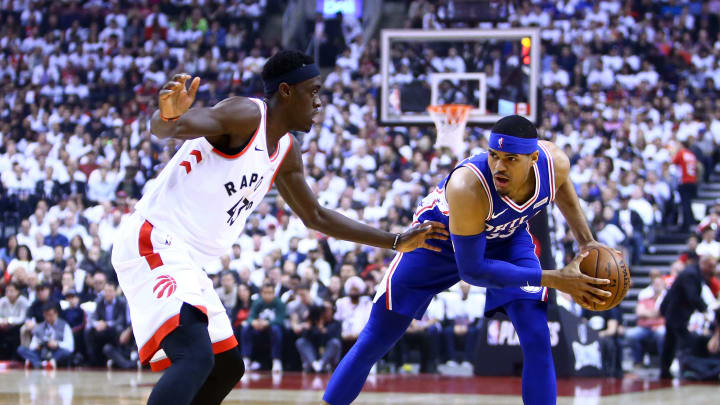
[412, 142, 557, 253]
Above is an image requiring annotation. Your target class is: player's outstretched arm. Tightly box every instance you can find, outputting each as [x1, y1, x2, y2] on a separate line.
[446, 167, 611, 304]
[275, 139, 448, 252]
[150, 73, 261, 142]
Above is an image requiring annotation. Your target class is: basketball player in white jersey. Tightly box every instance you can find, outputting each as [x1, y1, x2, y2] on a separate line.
[111, 50, 448, 405]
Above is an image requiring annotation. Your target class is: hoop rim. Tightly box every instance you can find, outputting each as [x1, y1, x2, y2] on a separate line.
[426, 104, 473, 114]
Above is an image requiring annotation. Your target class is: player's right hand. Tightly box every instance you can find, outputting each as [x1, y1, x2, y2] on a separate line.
[551, 252, 611, 306]
[158, 73, 200, 119]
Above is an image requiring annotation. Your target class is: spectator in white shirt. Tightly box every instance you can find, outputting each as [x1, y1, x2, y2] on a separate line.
[31, 232, 54, 262]
[543, 61, 570, 87]
[594, 217, 626, 250]
[87, 164, 118, 204]
[697, 228, 720, 259]
[587, 59, 614, 88]
[344, 145, 376, 173]
[628, 187, 655, 227]
[15, 219, 36, 251]
[442, 281, 485, 370]
[335, 276, 373, 349]
[443, 47, 466, 73]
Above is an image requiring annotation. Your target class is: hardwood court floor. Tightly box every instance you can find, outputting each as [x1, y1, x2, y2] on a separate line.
[0, 369, 716, 404]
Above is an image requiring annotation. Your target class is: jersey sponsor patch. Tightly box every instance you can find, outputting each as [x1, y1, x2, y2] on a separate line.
[533, 196, 549, 209]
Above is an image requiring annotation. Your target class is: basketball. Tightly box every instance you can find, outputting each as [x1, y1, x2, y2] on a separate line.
[575, 247, 631, 311]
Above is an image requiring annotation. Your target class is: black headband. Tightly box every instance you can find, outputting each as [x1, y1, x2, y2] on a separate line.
[263, 64, 320, 95]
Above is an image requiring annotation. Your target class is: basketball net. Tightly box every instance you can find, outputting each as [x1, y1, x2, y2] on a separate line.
[427, 104, 472, 158]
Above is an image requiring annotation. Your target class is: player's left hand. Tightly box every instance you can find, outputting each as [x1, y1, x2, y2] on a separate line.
[396, 221, 449, 253]
[579, 240, 623, 257]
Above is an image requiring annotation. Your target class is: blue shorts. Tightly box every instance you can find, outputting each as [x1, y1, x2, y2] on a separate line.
[373, 230, 549, 319]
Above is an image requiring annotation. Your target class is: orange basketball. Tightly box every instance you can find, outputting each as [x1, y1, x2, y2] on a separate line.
[574, 247, 631, 311]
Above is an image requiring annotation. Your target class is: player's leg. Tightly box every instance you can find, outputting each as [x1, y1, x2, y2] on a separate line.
[190, 277, 244, 405]
[322, 300, 413, 405]
[190, 347, 245, 405]
[505, 299, 556, 405]
[147, 304, 215, 405]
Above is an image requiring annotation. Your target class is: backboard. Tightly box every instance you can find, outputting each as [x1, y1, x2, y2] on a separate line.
[379, 28, 540, 126]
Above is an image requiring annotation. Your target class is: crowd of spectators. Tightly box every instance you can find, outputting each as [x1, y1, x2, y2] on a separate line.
[0, 0, 719, 377]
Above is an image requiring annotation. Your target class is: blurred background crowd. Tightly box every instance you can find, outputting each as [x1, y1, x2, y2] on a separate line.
[0, 0, 719, 379]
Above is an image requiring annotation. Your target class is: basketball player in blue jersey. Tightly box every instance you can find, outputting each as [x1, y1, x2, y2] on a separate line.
[323, 115, 616, 405]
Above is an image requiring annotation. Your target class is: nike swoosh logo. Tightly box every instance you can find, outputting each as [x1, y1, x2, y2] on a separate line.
[490, 208, 507, 219]
[533, 197, 549, 209]
[254, 146, 263, 152]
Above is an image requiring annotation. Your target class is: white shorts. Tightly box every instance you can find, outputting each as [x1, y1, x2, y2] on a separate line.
[111, 213, 236, 371]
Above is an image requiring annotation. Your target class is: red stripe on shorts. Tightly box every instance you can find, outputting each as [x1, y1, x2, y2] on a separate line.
[139, 220, 163, 270]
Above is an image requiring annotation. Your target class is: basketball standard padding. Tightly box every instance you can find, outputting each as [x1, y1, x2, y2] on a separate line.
[574, 247, 631, 311]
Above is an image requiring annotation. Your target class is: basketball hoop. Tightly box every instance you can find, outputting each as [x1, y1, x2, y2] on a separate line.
[427, 104, 472, 158]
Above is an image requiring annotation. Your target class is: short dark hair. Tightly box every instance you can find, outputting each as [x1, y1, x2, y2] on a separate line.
[261, 50, 315, 87]
[261, 282, 275, 291]
[491, 115, 538, 139]
[42, 302, 58, 313]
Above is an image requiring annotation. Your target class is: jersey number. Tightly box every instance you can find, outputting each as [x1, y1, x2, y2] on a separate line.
[227, 197, 253, 226]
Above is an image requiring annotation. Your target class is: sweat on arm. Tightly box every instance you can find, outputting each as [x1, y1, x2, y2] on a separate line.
[446, 167, 542, 288]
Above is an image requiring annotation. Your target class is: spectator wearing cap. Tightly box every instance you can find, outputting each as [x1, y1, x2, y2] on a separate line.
[335, 276, 373, 353]
[85, 281, 127, 366]
[17, 303, 73, 369]
[625, 269, 666, 369]
[672, 141, 699, 232]
[660, 255, 717, 378]
[0, 282, 29, 359]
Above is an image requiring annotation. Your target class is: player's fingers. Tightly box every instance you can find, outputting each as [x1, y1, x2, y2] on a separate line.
[583, 275, 611, 285]
[576, 294, 591, 308]
[159, 89, 173, 98]
[585, 292, 606, 305]
[573, 251, 589, 262]
[587, 286, 612, 298]
[423, 221, 449, 235]
[188, 77, 200, 99]
[420, 242, 442, 252]
[429, 232, 448, 240]
[162, 81, 181, 91]
[172, 73, 189, 82]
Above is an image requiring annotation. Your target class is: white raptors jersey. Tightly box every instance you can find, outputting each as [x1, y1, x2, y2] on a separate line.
[134, 98, 293, 264]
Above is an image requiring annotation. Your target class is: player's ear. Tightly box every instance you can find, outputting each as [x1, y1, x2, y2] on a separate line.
[530, 150, 539, 164]
[278, 82, 291, 99]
